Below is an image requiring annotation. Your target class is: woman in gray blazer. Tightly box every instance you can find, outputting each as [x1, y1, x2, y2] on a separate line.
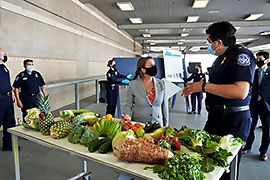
[123, 57, 169, 126]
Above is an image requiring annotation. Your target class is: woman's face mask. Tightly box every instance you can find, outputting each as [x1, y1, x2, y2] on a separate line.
[143, 65, 157, 76]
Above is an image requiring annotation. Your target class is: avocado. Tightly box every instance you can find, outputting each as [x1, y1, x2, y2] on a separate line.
[152, 122, 161, 131]
[144, 122, 153, 133]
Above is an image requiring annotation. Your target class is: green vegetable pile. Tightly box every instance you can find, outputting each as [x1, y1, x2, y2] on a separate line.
[145, 153, 205, 180]
[23, 108, 40, 130]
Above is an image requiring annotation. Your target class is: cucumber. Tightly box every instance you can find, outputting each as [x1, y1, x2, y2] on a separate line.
[88, 137, 111, 152]
[98, 139, 113, 154]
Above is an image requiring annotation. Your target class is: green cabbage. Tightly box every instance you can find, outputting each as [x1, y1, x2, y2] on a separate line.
[24, 108, 40, 129]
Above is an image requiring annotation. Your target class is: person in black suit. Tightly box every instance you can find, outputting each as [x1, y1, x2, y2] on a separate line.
[242, 51, 270, 161]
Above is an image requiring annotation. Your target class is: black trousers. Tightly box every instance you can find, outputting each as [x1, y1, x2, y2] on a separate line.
[0, 96, 15, 150]
[106, 84, 119, 117]
[191, 92, 203, 112]
[204, 110, 252, 180]
[245, 101, 270, 154]
[21, 95, 38, 121]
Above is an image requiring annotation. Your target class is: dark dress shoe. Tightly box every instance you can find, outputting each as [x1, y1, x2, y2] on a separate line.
[260, 153, 268, 161]
[242, 149, 250, 154]
[188, 111, 195, 114]
[198, 111, 201, 115]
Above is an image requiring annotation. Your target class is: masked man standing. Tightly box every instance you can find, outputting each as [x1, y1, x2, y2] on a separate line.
[13, 59, 46, 121]
[0, 48, 16, 151]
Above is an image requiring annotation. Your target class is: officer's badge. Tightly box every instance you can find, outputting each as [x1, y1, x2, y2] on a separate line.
[35, 73, 38, 78]
[237, 54, 250, 66]
[221, 57, 226, 65]
[23, 77, 27, 80]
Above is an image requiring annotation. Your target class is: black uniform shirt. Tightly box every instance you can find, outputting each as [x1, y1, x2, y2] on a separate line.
[206, 45, 256, 106]
[106, 68, 126, 85]
[186, 72, 206, 82]
[0, 64, 12, 94]
[13, 70, 45, 95]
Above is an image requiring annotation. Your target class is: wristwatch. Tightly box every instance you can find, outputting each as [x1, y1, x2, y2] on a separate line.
[202, 81, 206, 92]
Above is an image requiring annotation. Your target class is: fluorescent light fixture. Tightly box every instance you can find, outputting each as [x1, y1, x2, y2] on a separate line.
[181, 33, 189, 37]
[142, 34, 151, 38]
[179, 39, 186, 41]
[208, 9, 221, 14]
[177, 42, 183, 45]
[129, 18, 142, 24]
[192, 0, 209, 8]
[235, 26, 241, 30]
[187, 16, 199, 23]
[247, 38, 254, 40]
[116, 2, 134, 11]
[150, 42, 156, 45]
[260, 31, 270, 36]
[245, 14, 263, 21]
[147, 39, 153, 42]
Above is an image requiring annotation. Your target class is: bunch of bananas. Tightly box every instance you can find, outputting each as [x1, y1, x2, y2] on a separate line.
[93, 118, 121, 139]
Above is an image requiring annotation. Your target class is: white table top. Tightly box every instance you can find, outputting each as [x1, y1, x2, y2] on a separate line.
[8, 126, 241, 180]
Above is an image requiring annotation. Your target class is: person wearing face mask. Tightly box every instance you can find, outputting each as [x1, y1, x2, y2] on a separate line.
[123, 56, 169, 126]
[13, 59, 46, 121]
[0, 47, 16, 151]
[242, 51, 270, 161]
[182, 21, 256, 180]
[184, 65, 205, 115]
[106, 59, 132, 117]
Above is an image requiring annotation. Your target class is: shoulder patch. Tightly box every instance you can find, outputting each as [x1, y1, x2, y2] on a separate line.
[237, 54, 250, 66]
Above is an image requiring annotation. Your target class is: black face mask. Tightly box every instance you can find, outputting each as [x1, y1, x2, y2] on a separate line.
[257, 60, 265, 68]
[2, 55, 8, 63]
[144, 65, 157, 76]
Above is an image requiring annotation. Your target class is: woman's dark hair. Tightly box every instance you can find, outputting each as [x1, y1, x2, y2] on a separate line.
[133, 56, 153, 80]
[206, 21, 236, 46]
[107, 59, 114, 67]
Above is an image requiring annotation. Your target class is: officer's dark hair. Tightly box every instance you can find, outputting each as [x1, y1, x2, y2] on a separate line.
[206, 21, 236, 46]
[107, 59, 115, 67]
[256, 51, 269, 60]
[23, 59, 33, 66]
[133, 56, 153, 80]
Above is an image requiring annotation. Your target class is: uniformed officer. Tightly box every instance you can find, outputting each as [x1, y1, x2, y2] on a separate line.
[0, 47, 16, 151]
[185, 65, 205, 114]
[182, 21, 256, 180]
[13, 59, 46, 121]
[106, 60, 131, 117]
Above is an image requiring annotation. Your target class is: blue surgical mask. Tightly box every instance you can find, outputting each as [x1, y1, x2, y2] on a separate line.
[26, 65, 34, 72]
[207, 43, 216, 55]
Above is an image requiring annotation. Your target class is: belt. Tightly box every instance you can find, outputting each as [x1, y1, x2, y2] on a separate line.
[206, 104, 249, 116]
[0, 91, 12, 98]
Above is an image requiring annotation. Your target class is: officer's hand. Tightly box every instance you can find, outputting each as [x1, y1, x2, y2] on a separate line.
[12, 94, 16, 103]
[17, 101, 23, 108]
[181, 80, 204, 98]
[127, 74, 133, 80]
[122, 79, 129, 84]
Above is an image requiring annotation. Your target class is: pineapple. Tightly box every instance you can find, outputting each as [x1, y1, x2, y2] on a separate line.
[37, 93, 54, 135]
[50, 120, 72, 139]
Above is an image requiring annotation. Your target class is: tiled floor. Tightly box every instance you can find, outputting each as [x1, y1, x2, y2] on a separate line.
[0, 88, 269, 180]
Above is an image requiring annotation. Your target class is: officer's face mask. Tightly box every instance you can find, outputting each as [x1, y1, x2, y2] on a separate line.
[26, 65, 34, 72]
[2, 55, 8, 63]
[112, 64, 116, 68]
[207, 41, 219, 55]
[256, 60, 265, 68]
[143, 65, 157, 76]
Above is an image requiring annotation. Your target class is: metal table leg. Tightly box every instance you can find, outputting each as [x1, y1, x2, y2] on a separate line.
[12, 134, 21, 180]
[230, 153, 238, 180]
[96, 79, 99, 104]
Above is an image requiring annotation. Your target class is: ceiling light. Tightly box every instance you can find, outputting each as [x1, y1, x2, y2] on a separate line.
[187, 16, 199, 23]
[260, 31, 270, 36]
[179, 39, 186, 41]
[147, 39, 153, 42]
[181, 33, 189, 37]
[177, 42, 183, 45]
[245, 14, 263, 21]
[129, 18, 142, 24]
[142, 34, 151, 38]
[235, 26, 241, 30]
[116, 2, 134, 11]
[150, 42, 156, 45]
[247, 38, 254, 40]
[208, 9, 221, 14]
[192, 0, 209, 8]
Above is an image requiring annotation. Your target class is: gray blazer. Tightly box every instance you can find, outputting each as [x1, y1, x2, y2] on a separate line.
[124, 77, 169, 126]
